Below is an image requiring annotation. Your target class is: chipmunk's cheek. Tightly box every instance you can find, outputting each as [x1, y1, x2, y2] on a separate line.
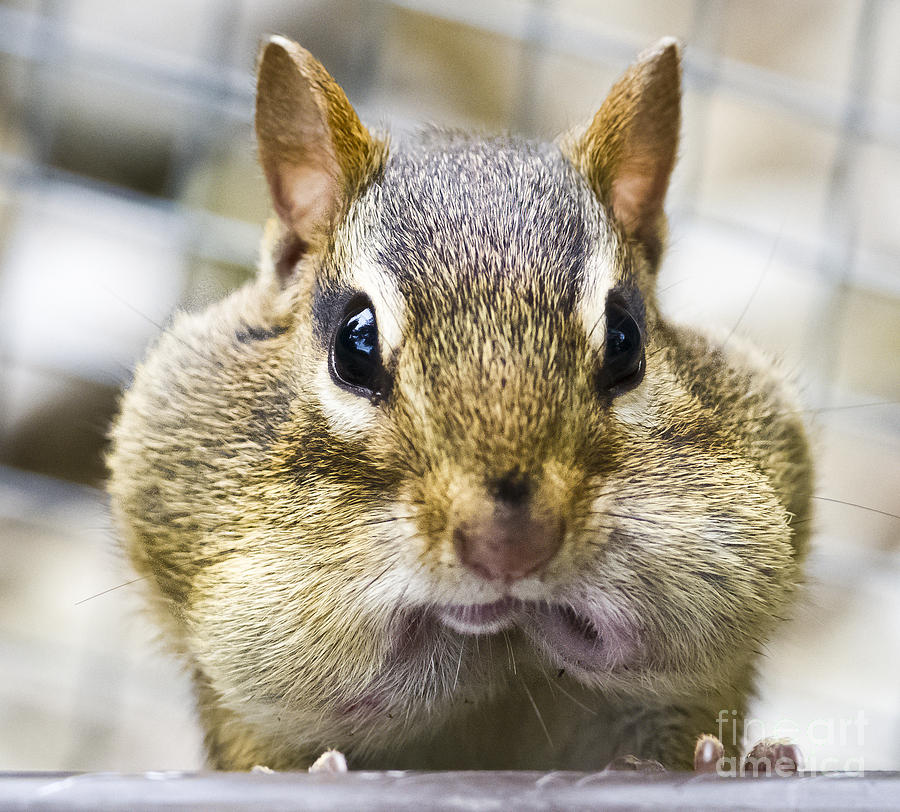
[187, 552, 397, 714]
[523, 598, 639, 677]
[313, 360, 377, 438]
[334, 609, 439, 721]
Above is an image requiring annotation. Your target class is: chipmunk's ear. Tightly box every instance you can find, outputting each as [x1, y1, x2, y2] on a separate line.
[563, 38, 681, 266]
[255, 36, 380, 261]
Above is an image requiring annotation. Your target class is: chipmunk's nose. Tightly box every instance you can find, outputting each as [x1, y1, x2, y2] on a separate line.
[453, 474, 563, 582]
[453, 506, 563, 582]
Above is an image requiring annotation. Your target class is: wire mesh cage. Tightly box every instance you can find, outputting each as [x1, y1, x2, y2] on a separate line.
[0, 0, 897, 773]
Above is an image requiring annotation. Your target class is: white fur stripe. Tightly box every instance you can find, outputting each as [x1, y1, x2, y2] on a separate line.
[576, 244, 616, 351]
[314, 361, 377, 437]
[315, 252, 405, 437]
[350, 252, 405, 360]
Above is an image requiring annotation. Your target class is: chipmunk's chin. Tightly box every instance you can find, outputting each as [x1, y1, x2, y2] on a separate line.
[434, 598, 636, 672]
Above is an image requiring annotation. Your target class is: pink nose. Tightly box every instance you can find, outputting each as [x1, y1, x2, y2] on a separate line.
[453, 505, 563, 582]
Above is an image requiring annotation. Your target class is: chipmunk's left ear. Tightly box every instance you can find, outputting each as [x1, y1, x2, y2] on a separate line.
[255, 36, 382, 274]
[563, 38, 681, 267]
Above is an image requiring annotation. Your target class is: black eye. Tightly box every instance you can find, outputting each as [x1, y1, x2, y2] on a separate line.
[331, 300, 383, 396]
[599, 299, 645, 396]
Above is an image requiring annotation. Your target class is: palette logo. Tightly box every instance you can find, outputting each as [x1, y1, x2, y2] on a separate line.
[715, 709, 869, 776]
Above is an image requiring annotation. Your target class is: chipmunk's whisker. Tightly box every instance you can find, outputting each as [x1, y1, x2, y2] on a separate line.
[519, 673, 554, 749]
[723, 218, 787, 348]
[805, 400, 898, 414]
[74, 576, 147, 606]
[813, 496, 900, 521]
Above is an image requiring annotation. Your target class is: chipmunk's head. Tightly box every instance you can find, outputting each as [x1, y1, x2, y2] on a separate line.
[109, 36, 808, 760]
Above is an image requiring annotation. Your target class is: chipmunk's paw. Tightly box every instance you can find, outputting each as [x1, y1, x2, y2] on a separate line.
[743, 738, 802, 776]
[251, 765, 275, 774]
[693, 733, 725, 773]
[308, 749, 348, 774]
[603, 754, 666, 773]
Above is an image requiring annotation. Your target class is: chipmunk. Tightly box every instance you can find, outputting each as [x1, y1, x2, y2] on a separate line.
[107, 35, 813, 773]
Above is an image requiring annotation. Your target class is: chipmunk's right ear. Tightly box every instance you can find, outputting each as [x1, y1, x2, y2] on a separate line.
[255, 36, 381, 270]
[562, 38, 681, 268]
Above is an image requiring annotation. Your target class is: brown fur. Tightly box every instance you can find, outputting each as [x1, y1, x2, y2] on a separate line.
[107, 37, 812, 771]
[561, 38, 681, 268]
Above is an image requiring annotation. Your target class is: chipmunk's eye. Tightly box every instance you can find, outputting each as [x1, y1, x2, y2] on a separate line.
[331, 299, 382, 397]
[599, 299, 645, 396]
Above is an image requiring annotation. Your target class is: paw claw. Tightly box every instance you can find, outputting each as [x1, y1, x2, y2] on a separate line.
[743, 738, 802, 776]
[308, 749, 348, 774]
[693, 733, 724, 773]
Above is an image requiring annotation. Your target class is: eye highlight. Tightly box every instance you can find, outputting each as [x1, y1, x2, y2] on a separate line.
[598, 298, 645, 396]
[330, 298, 384, 398]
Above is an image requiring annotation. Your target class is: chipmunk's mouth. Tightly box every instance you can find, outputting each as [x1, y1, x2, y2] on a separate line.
[435, 597, 523, 634]
[523, 603, 629, 672]
[434, 599, 635, 672]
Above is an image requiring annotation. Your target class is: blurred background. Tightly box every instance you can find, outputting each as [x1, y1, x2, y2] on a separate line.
[0, 0, 897, 772]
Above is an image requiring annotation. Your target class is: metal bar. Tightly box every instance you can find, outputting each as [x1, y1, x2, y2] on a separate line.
[0, 770, 898, 810]
[806, 0, 881, 405]
[1, 2, 899, 148]
[384, 0, 900, 149]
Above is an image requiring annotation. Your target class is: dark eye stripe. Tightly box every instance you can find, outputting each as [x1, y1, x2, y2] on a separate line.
[236, 324, 288, 343]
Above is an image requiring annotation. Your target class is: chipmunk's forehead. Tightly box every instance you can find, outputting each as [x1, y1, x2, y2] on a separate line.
[367, 135, 615, 296]
[333, 133, 626, 352]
